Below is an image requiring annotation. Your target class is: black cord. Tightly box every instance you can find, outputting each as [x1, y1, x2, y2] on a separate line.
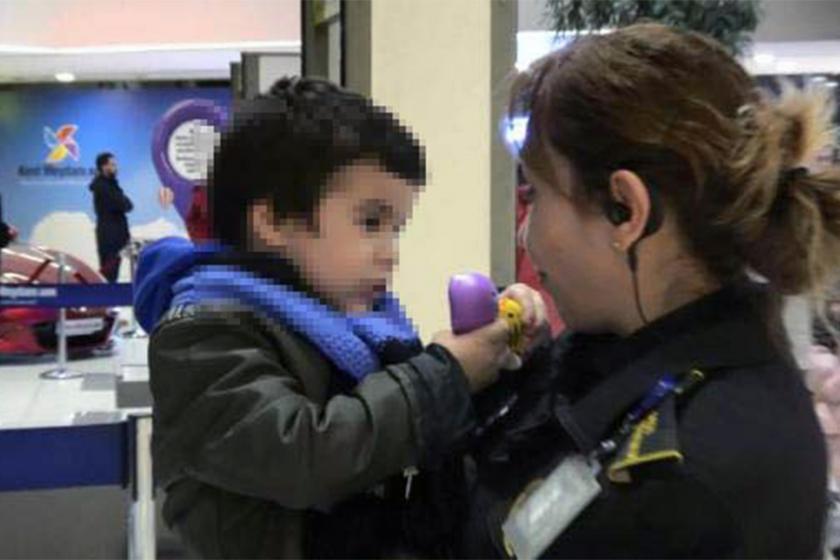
[628, 246, 649, 325]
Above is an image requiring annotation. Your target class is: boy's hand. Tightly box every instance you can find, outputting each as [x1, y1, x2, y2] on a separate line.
[432, 283, 549, 394]
[499, 283, 550, 353]
[432, 319, 520, 393]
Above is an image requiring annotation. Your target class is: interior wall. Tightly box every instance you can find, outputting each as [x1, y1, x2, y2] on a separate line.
[370, 0, 515, 338]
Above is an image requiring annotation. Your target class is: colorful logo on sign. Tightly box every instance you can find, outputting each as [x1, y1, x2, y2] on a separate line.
[43, 124, 80, 164]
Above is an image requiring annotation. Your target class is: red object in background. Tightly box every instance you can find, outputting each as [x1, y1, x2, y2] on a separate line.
[0, 244, 116, 355]
[185, 184, 211, 242]
[516, 185, 565, 335]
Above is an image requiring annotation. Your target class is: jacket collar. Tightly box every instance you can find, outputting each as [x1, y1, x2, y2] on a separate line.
[555, 281, 792, 453]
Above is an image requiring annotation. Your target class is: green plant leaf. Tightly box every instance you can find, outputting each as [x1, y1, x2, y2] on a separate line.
[545, 0, 762, 54]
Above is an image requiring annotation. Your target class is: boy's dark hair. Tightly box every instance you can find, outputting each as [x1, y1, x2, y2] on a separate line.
[96, 152, 114, 172]
[210, 77, 426, 248]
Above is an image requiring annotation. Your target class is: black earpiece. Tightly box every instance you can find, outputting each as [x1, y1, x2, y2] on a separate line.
[604, 186, 663, 237]
[603, 181, 663, 327]
[604, 186, 663, 278]
[606, 202, 632, 226]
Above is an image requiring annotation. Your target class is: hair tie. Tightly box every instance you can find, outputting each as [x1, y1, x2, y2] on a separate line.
[736, 103, 759, 134]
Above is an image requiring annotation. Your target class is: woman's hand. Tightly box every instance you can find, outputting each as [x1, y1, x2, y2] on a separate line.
[500, 283, 551, 353]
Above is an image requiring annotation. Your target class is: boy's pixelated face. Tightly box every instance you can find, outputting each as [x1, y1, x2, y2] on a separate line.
[252, 159, 418, 313]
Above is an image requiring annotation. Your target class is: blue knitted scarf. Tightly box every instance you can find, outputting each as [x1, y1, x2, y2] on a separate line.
[184, 264, 420, 381]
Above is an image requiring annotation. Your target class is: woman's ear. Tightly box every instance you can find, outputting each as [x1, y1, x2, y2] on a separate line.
[607, 170, 653, 250]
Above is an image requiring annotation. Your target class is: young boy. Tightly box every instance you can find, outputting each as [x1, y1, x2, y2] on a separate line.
[134, 77, 544, 558]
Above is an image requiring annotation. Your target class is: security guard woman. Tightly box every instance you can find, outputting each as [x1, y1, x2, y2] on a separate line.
[455, 23, 838, 558]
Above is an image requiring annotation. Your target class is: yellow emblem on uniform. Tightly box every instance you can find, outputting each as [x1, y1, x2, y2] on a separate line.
[608, 402, 683, 484]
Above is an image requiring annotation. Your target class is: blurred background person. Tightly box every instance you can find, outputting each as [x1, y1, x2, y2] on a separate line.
[89, 152, 133, 282]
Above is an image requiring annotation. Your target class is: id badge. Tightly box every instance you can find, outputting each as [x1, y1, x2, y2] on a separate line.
[502, 454, 601, 559]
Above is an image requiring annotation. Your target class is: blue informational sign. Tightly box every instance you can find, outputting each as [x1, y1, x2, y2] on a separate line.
[151, 99, 228, 220]
[0, 283, 133, 308]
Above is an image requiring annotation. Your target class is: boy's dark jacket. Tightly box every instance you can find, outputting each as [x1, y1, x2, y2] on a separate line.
[135, 238, 475, 558]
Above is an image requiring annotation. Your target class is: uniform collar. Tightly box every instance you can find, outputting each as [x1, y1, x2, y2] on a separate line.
[554, 281, 792, 453]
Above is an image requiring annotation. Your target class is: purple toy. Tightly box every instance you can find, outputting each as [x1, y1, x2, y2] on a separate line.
[449, 272, 499, 334]
[151, 99, 228, 221]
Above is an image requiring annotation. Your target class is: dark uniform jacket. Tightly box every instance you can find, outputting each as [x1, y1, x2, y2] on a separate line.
[460, 282, 827, 558]
[149, 299, 475, 558]
[89, 175, 133, 258]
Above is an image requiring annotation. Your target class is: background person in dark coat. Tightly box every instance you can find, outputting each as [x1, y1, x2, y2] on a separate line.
[0, 222, 17, 249]
[89, 152, 133, 282]
[0, 194, 16, 250]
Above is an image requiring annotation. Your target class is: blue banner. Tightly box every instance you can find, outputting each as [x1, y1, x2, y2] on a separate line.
[0, 422, 128, 492]
[0, 283, 133, 308]
[0, 86, 231, 278]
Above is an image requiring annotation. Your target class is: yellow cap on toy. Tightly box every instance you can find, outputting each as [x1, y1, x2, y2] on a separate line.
[498, 297, 525, 354]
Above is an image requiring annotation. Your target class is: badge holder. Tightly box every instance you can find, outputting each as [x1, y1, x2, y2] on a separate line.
[502, 370, 706, 559]
[502, 454, 601, 560]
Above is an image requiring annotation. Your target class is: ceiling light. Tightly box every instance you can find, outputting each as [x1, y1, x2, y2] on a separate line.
[55, 72, 75, 83]
[754, 53, 776, 65]
[777, 60, 796, 73]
